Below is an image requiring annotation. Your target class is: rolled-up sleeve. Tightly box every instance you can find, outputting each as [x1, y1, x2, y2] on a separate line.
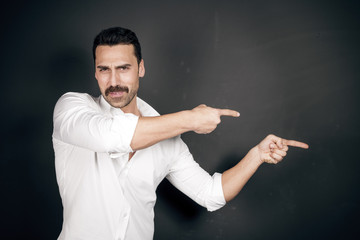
[166, 137, 226, 212]
[52, 92, 138, 153]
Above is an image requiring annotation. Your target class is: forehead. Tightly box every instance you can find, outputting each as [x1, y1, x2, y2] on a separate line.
[95, 44, 136, 64]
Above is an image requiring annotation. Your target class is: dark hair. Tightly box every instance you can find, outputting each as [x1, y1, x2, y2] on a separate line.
[92, 27, 142, 64]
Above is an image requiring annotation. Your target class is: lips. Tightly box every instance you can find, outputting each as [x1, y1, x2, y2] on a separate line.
[109, 91, 125, 97]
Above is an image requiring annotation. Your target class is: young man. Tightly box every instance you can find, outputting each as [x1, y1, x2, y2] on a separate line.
[52, 27, 308, 240]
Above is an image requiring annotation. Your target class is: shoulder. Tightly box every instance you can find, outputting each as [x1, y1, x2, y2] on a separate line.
[57, 92, 97, 103]
[54, 92, 100, 113]
[137, 97, 160, 117]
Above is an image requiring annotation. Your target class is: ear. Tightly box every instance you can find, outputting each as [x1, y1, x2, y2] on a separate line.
[139, 59, 145, 77]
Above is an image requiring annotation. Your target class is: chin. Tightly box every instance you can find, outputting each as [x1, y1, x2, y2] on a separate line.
[109, 101, 127, 109]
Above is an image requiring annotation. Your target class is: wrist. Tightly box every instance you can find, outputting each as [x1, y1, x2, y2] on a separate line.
[177, 110, 195, 132]
[248, 146, 264, 166]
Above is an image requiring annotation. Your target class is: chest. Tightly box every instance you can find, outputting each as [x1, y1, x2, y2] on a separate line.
[112, 145, 172, 191]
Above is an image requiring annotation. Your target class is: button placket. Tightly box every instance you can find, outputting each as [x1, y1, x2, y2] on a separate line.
[115, 205, 131, 240]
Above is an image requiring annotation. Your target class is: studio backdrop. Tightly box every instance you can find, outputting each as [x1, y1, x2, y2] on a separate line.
[1, 0, 359, 239]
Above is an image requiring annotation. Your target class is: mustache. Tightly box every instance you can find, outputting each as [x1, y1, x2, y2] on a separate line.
[105, 85, 129, 96]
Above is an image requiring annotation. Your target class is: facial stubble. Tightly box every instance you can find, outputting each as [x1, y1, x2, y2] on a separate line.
[104, 85, 138, 109]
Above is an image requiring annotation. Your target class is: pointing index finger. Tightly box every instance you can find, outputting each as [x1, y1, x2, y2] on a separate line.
[283, 139, 309, 149]
[218, 108, 240, 117]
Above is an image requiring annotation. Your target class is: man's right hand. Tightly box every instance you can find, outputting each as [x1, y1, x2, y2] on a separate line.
[131, 104, 239, 151]
[189, 104, 240, 134]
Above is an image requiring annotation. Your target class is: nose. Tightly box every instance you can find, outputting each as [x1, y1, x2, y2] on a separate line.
[110, 70, 121, 86]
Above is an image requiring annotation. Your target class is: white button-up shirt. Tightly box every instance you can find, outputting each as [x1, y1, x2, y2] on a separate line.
[52, 92, 226, 240]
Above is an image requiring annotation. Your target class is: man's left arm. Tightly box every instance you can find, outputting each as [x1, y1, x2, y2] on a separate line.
[221, 134, 309, 202]
[166, 137, 227, 212]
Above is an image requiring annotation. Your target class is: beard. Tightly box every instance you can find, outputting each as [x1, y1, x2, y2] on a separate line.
[103, 85, 138, 109]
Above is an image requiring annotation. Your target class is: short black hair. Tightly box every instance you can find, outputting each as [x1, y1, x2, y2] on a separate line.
[92, 27, 142, 64]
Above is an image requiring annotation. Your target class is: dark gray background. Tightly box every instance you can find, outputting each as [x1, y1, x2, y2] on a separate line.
[1, 0, 359, 239]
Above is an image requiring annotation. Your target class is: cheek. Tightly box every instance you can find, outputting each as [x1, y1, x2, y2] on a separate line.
[96, 80, 107, 94]
[125, 72, 140, 85]
[96, 74, 109, 88]
[114, 74, 129, 86]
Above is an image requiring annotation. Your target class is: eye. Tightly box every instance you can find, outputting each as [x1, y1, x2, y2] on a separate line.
[117, 65, 131, 71]
[98, 67, 109, 72]
[120, 66, 129, 70]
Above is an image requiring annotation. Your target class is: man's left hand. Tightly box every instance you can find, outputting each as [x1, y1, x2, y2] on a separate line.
[255, 134, 309, 164]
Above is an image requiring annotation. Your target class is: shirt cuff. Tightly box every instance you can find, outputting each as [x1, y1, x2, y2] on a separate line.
[206, 172, 227, 212]
[110, 113, 139, 153]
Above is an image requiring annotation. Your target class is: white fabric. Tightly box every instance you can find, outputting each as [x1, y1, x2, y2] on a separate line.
[52, 92, 226, 240]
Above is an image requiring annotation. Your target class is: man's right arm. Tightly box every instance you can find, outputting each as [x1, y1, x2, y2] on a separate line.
[53, 93, 239, 153]
[130, 104, 240, 151]
[53, 92, 139, 153]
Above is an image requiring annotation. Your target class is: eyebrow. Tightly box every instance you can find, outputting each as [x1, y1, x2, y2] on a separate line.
[97, 65, 109, 70]
[96, 64, 132, 70]
[116, 64, 131, 69]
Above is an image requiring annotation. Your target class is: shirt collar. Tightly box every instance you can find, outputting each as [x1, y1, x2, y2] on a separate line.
[99, 95, 160, 117]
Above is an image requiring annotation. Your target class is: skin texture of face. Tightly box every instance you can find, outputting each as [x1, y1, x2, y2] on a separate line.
[95, 44, 145, 114]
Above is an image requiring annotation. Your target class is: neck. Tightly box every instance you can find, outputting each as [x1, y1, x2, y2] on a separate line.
[121, 96, 141, 116]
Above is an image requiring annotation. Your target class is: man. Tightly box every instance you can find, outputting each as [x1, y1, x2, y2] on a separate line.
[52, 27, 308, 240]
